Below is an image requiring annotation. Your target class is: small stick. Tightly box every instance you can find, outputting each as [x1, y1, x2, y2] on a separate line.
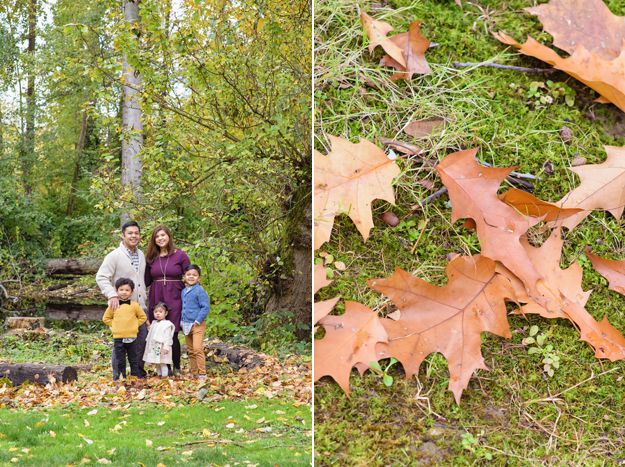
[479, 159, 539, 180]
[453, 60, 556, 74]
[174, 439, 243, 447]
[418, 187, 448, 207]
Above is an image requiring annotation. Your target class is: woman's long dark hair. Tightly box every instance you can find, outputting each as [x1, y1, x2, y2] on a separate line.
[146, 224, 176, 263]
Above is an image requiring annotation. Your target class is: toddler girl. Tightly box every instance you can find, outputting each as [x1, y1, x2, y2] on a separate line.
[143, 302, 175, 377]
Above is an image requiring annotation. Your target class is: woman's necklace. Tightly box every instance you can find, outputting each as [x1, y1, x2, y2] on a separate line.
[159, 252, 170, 287]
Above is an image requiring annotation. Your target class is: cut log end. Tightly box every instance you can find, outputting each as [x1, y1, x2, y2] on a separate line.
[0, 363, 78, 386]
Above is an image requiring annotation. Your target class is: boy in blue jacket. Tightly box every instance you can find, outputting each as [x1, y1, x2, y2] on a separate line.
[181, 265, 210, 378]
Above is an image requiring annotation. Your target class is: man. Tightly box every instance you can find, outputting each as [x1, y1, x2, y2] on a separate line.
[96, 221, 148, 378]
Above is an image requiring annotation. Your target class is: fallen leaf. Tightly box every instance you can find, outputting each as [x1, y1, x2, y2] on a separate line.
[379, 20, 432, 79]
[314, 264, 332, 294]
[555, 145, 625, 229]
[314, 135, 400, 249]
[585, 247, 625, 295]
[360, 12, 406, 68]
[97, 459, 112, 465]
[145, 439, 153, 447]
[436, 148, 544, 299]
[499, 187, 582, 222]
[334, 261, 347, 271]
[368, 255, 515, 403]
[49, 430, 56, 438]
[495, 0, 625, 111]
[314, 301, 388, 395]
[87, 409, 98, 416]
[380, 211, 400, 227]
[403, 118, 444, 138]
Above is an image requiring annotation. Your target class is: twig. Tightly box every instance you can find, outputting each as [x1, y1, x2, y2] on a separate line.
[418, 187, 448, 208]
[453, 60, 556, 74]
[174, 439, 243, 447]
[479, 159, 539, 180]
[524, 367, 620, 405]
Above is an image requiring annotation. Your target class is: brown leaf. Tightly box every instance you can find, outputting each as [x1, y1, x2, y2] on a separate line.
[314, 297, 341, 325]
[555, 145, 625, 229]
[525, 232, 625, 359]
[571, 155, 587, 166]
[314, 264, 332, 294]
[494, 0, 625, 112]
[379, 138, 423, 155]
[526, 0, 625, 60]
[380, 20, 432, 80]
[436, 149, 544, 297]
[368, 255, 515, 403]
[585, 247, 625, 295]
[314, 135, 400, 249]
[403, 118, 444, 139]
[314, 301, 388, 395]
[499, 187, 583, 222]
[360, 12, 406, 68]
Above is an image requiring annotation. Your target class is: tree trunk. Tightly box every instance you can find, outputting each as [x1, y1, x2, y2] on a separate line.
[66, 107, 89, 216]
[45, 258, 102, 275]
[20, 0, 37, 196]
[265, 183, 312, 340]
[0, 363, 78, 385]
[120, 0, 143, 224]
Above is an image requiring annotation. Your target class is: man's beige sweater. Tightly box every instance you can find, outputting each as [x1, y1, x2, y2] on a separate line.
[96, 243, 148, 309]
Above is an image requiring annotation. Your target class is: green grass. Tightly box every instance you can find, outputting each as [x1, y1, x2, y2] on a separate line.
[0, 399, 311, 465]
[315, 0, 625, 464]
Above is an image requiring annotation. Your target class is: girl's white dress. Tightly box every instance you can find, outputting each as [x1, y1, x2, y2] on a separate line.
[143, 319, 175, 364]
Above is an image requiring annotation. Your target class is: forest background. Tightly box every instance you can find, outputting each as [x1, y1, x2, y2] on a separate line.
[0, 0, 312, 350]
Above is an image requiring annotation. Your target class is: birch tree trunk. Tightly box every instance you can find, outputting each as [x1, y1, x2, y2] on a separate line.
[120, 0, 143, 224]
[20, 0, 36, 196]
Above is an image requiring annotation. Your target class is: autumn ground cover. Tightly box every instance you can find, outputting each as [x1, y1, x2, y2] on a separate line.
[0, 320, 312, 465]
[314, 0, 625, 464]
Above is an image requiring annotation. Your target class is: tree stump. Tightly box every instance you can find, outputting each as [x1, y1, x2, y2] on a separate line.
[0, 363, 78, 385]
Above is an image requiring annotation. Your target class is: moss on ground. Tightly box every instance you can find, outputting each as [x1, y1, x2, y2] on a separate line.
[315, 0, 625, 464]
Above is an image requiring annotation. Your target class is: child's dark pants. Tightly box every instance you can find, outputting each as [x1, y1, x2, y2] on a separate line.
[113, 338, 141, 380]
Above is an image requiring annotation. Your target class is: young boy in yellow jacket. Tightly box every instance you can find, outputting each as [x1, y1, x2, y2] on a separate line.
[102, 278, 147, 380]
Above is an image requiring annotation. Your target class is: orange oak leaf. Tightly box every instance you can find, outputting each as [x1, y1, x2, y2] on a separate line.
[516, 230, 625, 360]
[585, 247, 625, 295]
[379, 20, 432, 80]
[368, 255, 515, 403]
[499, 188, 582, 223]
[555, 146, 625, 229]
[313, 264, 339, 325]
[314, 301, 388, 395]
[436, 149, 545, 298]
[494, 0, 625, 112]
[314, 263, 332, 294]
[314, 135, 400, 249]
[360, 12, 406, 68]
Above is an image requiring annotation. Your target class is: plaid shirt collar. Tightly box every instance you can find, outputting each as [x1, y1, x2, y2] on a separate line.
[120, 242, 140, 272]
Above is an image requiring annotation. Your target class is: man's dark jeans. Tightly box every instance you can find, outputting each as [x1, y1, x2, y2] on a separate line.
[112, 323, 147, 379]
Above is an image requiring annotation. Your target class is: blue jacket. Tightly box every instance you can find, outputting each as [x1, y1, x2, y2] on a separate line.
[181, 284, 210, 324]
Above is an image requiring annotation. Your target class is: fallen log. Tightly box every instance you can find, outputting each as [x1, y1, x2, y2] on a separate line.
[0, 363, 78, 385]
[5, 317, 45, 330]
[45, 303, 104, 321]
[205, 340, 266, 369]
[45, 258, 102, 275]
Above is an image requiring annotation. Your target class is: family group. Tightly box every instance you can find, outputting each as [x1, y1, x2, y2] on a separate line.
[95, 222, 210, 380]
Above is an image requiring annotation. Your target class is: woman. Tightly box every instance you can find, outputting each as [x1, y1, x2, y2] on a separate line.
[144, 224, 190, 375]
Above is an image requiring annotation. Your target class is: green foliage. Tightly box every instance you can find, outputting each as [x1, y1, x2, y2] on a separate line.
[522, 325, 560, 377]
[234, 309, 311, 357]
[460, 432, 493, 461]
[0, 329, 110, 365]
[369, 358, 398, 387]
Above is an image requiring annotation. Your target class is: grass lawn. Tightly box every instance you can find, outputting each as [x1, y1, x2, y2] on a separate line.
[315, 0, 625, 464]
[0, 398, 311, 466]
